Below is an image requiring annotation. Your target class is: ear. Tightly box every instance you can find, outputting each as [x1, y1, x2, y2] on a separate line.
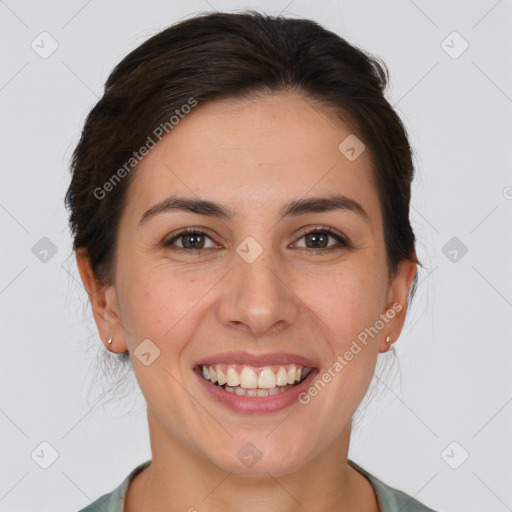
[75, 247, 128, 353]
[379, 255, 418, 353]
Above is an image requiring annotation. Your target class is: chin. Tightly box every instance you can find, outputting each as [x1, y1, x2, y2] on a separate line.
[203, 438, 311, 478]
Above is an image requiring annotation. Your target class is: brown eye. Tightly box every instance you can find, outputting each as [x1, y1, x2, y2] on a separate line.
[164, 228, 217, 250]
[304, 232, 330, 249]
[294, 226, 350, 253]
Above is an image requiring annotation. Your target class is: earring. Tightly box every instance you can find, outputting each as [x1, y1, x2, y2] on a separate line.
[107, 337, 113, 344]
[385, 336, 391, 343]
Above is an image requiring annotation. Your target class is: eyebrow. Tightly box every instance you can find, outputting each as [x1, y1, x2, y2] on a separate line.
[139, 194, 370, 225]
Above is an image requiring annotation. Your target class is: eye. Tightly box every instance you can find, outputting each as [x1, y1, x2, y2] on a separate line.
[163, 227, 218, 251]
[293, 225, 351, 253]
[163, 225, 351, 254]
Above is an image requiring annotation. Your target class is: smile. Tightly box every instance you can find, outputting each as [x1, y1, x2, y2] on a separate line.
[200, 363, 312, 397]
[192, 351, 319, 414]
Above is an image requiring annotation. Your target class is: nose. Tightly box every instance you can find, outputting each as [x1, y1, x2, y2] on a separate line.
[216, 250, 300, 338]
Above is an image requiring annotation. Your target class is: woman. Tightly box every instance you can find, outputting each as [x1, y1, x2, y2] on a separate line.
[66, 10, 437, 512]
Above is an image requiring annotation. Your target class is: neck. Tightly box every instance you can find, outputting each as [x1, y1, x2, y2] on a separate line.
[125, 407, 379, 512]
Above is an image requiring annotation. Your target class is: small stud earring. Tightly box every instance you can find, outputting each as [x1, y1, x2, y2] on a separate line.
[107, 337, 113, 344]
[385, 336, 391, 343]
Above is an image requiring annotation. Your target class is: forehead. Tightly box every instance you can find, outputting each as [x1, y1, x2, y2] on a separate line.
[122, 92, 380, 226]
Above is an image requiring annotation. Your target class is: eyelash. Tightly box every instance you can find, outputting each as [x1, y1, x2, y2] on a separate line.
[163, 225, 351, 254]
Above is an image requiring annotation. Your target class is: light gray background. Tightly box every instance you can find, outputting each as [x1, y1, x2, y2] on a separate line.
[1, 1, 511, 511]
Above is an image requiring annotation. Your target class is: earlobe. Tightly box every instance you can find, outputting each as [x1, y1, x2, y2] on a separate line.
[379, 258, 417, 353]
[75, 248, 128, 353]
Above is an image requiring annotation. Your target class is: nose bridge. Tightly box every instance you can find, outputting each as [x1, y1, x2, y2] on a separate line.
[217, 243, 298, 336]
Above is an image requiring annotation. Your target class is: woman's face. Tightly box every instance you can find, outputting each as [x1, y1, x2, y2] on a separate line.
[80, 92, 415, 476]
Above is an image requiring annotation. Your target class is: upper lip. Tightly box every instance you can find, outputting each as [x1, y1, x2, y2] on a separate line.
[193, 351, 319, 369]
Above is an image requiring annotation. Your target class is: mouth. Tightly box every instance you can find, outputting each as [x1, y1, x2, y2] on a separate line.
[195, 363, 313, 397]
[192, 351, 320, 414]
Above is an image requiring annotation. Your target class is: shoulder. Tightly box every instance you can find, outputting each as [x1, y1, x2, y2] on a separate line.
[348, 459, 438, 512]
[77, 491, 117, 512]
[75, 460, 152, 512]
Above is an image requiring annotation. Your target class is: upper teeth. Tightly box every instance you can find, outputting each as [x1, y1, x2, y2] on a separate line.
[201, 364, 311, 389]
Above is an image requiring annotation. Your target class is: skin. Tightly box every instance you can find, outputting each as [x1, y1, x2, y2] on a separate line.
[76, 91, 417, 512]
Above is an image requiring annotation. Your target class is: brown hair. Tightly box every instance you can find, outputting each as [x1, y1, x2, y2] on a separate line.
[65, 11, 421, 373]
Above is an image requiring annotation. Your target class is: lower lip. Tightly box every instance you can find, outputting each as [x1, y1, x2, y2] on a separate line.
[194, 367, 318, 415]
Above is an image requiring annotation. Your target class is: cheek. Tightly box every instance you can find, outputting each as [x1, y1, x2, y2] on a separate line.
[118, 272, 205, 415]
[300, 263, 386, 349]
[295, 265, 384, 405]
[118, 265, 200, 353]
[298, 268, 383, 419]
